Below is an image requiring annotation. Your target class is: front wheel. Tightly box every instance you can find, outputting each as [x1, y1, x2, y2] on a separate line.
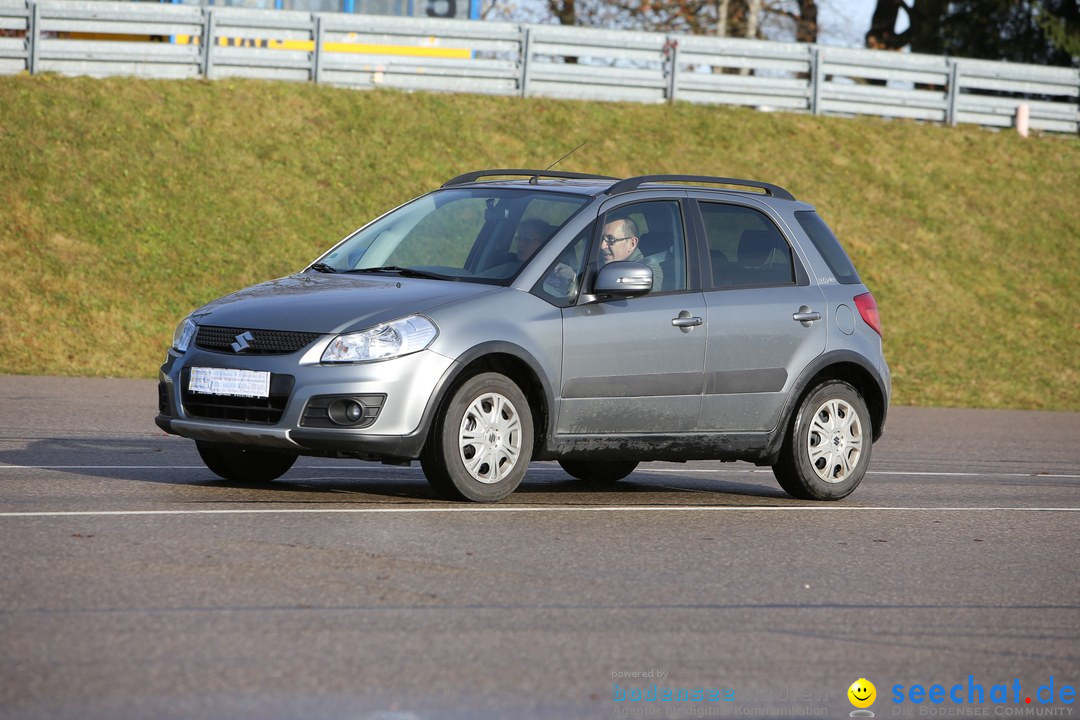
[195, 441, 297, 484]
[420, 372, 534, 502]
[772, 380, 872, 500]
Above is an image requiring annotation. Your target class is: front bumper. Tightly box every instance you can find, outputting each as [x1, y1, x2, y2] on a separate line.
[157, 345, 455, 461]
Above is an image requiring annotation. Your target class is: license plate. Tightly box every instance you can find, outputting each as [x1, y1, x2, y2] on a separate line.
[189, 367, 270, 398]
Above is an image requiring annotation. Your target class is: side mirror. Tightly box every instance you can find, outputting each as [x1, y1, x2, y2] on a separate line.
[593, 261, 653, 298]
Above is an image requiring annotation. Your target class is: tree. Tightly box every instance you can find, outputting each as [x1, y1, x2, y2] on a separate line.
[1035, 1, 1080, 58]
[547, 0, 577, 24]
[865, 0, 1080, 67]
[491, 0, 819, 42]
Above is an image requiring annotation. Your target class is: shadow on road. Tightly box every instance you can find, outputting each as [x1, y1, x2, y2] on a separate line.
[1, 436, 790, 504]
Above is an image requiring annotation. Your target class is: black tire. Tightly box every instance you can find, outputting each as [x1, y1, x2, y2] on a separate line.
[558, 460, 639, 483]
[195, 441, 297, 484]
[420, 372, 534, 502]
[773, 380, 872, 500]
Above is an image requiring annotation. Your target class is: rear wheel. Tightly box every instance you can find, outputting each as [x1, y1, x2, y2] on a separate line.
[195, 441, 297, 484]
[558, 460, 639, 483]
[420, 372, 534, 502]
[773, 380, 871, 500]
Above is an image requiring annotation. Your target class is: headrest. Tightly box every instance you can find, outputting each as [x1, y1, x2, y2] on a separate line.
[738, 229, 786, 266]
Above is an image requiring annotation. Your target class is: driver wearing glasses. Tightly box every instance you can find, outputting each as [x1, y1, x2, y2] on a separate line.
[600, 217, 664, 291]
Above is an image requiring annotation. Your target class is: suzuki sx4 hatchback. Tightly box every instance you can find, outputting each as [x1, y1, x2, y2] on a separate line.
[158, 171, 890, 502]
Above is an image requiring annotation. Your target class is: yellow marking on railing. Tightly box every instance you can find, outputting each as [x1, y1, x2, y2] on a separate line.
[326, 41, 470, 58]
[173, 35, 470, 59]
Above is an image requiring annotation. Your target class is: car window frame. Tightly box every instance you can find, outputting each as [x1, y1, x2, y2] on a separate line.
[579, 193, 697, 302]
[528, 219, 596, 308]
[793, 210, 862, 285]
[687, 197, 811, 292]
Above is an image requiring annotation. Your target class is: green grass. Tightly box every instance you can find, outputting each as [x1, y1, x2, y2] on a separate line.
[1, 73, 1078, 409]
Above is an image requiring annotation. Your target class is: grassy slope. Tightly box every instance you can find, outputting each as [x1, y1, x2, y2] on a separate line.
[1, 74, 1077, 409]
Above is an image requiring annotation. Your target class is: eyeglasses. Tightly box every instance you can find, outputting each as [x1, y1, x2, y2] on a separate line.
[602, 235, 633, 245]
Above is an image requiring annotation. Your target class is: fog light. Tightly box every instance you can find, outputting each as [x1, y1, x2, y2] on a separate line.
[345, 401, 362, 422]
[328, 398, 366, 426]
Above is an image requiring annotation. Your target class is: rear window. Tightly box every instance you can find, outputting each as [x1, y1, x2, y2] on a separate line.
[794, 211, 860, 285]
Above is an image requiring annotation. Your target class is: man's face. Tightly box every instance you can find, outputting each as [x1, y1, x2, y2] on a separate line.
[601, 220, 637, 264]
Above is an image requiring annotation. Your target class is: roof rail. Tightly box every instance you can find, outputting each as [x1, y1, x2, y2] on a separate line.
[442, 169, 619, 187]
[607, 175, 796, 201]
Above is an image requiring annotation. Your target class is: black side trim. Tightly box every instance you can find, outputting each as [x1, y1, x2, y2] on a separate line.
[704, 368, 787, 395]
[563, 372, 701, 399]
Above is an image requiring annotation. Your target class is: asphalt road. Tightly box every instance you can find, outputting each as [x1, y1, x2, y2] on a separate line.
[1, 375, 1078, 720]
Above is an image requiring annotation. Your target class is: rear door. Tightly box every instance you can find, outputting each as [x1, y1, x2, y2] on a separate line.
[694, 199, 827, 433]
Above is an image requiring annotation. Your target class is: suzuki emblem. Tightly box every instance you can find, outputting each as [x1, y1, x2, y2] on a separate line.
[231, 331, 255, 353]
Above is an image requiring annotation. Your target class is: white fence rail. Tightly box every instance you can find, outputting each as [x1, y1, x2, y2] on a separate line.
[2, 0, 1077, 134]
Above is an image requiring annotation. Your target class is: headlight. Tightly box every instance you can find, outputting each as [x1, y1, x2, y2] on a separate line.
[322, 315, 438, 364]
[172, 318, 197, 353]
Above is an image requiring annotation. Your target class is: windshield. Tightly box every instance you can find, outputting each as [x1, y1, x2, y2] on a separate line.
[312, 188, 592, 284]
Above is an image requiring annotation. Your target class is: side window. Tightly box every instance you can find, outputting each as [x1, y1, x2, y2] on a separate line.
[598, 200, 687, 293]
[700, 203, 795, 289]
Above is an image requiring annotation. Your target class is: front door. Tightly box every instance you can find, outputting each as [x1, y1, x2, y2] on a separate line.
[559, 293, 708, 434]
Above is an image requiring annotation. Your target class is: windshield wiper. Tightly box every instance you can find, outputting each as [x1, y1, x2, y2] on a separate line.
[308, 262, 338, 273]
[346, 266, 449, 280]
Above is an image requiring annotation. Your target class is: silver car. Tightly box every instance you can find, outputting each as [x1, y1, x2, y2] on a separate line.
[157, 170, 890, 502]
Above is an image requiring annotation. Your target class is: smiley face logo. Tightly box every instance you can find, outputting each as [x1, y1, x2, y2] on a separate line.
[848, 678, 877, 709]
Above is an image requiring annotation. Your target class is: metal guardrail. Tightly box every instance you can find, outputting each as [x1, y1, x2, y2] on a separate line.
[2, 0, 1078, 134]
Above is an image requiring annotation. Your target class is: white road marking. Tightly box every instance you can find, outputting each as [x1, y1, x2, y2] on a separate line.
[1, 506, 1078, 518]
[645, 468, 1080, 479]
[0, 465, 426, 470]
[0, 465, 1077, 479]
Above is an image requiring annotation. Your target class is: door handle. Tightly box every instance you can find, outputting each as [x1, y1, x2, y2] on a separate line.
[672, 315, 704, 328]
[793, 306, 821, 324]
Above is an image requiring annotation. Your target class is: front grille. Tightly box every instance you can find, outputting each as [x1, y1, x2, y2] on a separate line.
[181, 371, 295, 424]
[195, 326, 321, 355]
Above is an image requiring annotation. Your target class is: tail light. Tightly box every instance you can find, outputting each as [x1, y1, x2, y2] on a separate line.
[854, 292, 882, 336]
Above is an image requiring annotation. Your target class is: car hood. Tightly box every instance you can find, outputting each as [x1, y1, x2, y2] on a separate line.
[190, 273, 499, 334]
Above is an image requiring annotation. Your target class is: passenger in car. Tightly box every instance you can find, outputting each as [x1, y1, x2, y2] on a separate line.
[601, 217, 664, 291]
[515, 218, 554, 262]
[478, 218, 556, 279]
